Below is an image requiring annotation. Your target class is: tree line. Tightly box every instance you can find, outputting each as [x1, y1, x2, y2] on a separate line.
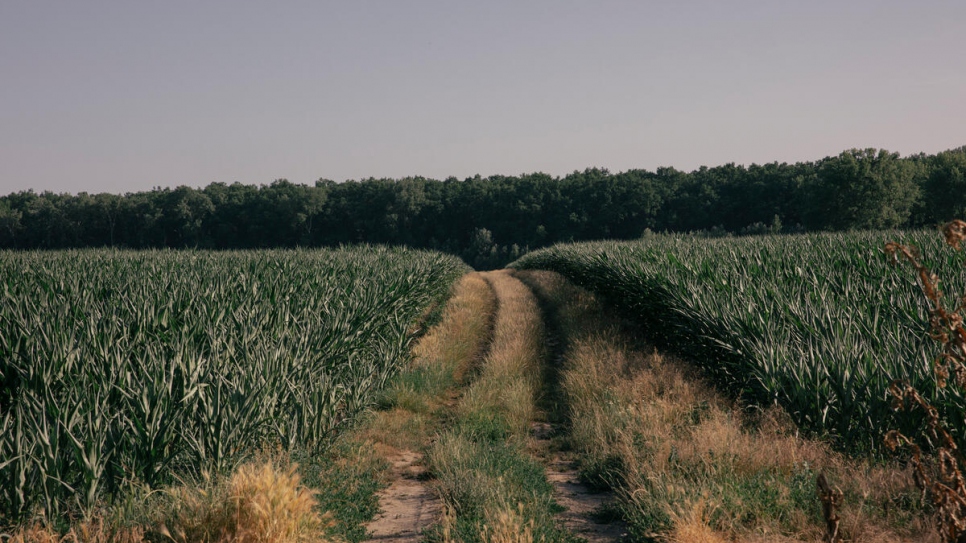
[1, 146, 964, 268]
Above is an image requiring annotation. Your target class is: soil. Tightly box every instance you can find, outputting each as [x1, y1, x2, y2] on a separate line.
[531, 422, 629, 543]
[365, 449, 441, 543]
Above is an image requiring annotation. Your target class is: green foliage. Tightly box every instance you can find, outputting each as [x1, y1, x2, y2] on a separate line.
[922, 147, 966, 224]
[814, 149, 921, 230]
[3, 147, 966, 270]
[511, 231, 966, 454]
[0, 247, 467, 524]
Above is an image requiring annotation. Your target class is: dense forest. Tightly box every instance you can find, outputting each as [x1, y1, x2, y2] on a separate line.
[2, 146, 964, 268]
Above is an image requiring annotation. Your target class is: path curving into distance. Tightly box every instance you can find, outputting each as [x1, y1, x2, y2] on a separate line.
[365, 269, 626, 543]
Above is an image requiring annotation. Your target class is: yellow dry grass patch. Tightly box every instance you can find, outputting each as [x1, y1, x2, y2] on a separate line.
[356, 407, 431, 452]
[664, 498, 728, 543]
[481, 504, 538, 543]
[8, 461, 329, 543]
[159, 461, 329, 543]
[6, 522, 143, 543]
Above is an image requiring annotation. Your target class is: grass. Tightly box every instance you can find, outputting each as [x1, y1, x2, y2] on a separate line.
[517, 269, 934, 542]
[292, 441, 386, 543]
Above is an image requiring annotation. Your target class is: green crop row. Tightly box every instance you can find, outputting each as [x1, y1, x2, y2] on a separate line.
[511, 231, 966, 454]
[0, 247, 467, 523]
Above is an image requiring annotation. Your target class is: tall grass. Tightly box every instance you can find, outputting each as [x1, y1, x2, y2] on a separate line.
[0, 247, 467, 524]
[511, 231, 966, 453]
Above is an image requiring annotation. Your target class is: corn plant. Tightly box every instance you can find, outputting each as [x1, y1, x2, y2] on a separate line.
[0, 247, 466, 524]
[512, 230, 966, 454]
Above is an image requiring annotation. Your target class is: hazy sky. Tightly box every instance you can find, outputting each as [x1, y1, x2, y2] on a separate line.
[1, 1, 964, 195]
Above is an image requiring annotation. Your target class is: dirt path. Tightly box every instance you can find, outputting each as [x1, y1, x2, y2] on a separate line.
[532, 424, 629, 543]
[365, 270, 627, 543]
[365, 449, 441, 543]
[518, 269, 629, 543]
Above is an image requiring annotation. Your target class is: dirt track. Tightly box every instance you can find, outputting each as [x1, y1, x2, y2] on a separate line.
[366, 450, 441, 543]
[365, 271, 626, 542]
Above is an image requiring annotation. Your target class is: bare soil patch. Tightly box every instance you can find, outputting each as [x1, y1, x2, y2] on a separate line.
[531, 422, 628, 543]
[365, 449, 441, 543]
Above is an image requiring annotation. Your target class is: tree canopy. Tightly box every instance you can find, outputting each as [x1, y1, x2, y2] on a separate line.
[2, 146, 964, 268]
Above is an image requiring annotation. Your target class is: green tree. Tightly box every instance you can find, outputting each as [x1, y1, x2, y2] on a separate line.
[92, 192, 125, 246]
[922, 147, 966, 224]
[159, 186, 214, 247]
[0, 199, 22, 247]
[814, 148, 920, 230]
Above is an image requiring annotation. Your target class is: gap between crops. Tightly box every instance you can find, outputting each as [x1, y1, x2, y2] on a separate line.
[425, 269, 571, 543]
[362, 269, 631, 543]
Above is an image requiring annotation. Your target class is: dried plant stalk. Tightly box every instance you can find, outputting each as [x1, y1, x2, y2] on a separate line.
[886, 220, 966, 543]
[817, 472, 843, 543]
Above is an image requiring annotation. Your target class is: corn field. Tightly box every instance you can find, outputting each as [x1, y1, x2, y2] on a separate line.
[0, 247, 467, 523]
[512, 231, 966, 454]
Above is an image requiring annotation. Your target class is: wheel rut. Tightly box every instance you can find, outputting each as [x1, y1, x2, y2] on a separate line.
[365, 449, 440, 543]
[530, 423, 628, 543]
[363, 272, 498, 543]
[517, 270, 629, 543]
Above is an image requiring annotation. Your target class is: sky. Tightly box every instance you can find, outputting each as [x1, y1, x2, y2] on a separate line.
[1, 1, 964, 195]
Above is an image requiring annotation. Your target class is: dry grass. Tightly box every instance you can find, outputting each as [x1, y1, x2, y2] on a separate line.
[481, 504, 539, 543]
[356, 407, 431, 452]
[664, 498, 728, 543]
[516, 269, 935, 543]
[158, 461, 330, 543]
[6, 461, 329, 543]
[5, 521, 144, 543]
